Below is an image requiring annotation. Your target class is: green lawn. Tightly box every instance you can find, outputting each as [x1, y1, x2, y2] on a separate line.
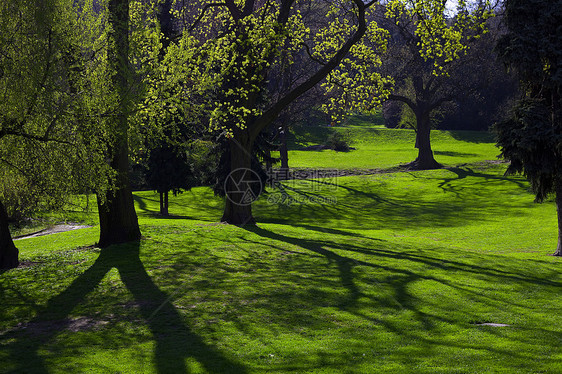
[281, 125, 498, 169]
[1, 128, 561, 373]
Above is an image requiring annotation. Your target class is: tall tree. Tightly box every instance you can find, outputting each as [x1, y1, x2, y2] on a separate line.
[164, 0, 388, 224]
[380, 0, 492, 169]
[494, 0, 562, 256]
[96, 0, 141, 247]
[0, 0, 110, 269]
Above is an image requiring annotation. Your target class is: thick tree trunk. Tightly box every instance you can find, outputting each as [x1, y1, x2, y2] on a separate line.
[221, 137, 256, 225]
[410, 110, 441, 170]
[554, 182, 562, 256]
[97, 169, 141, 248]
[97, 0, 141, 248]
[0, 200, 18, 270]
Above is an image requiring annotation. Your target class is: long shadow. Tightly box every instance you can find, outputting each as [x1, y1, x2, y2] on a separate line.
[243, 225, 363, 309]
[240, 225, 561, 363]
[1, 242, 246, 374]
[446, 130, 495, 144]
[243, 225, 559, 308]
[435, 166, 528, 197]
[133, 194, 150, 213]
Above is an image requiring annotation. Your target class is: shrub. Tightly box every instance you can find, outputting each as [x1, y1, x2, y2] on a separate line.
[325, 131, 352, 152]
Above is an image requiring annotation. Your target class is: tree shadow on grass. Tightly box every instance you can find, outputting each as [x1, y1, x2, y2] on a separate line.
[446, 130, 495, 144]
[256, 166, 536, 232]
[434, 150, 479, 157]
[1, 242, 246, 374]
[238, 224, 561, 368]
[133, 194, 222, 222]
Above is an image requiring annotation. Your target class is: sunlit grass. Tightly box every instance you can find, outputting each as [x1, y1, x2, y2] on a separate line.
[1, 129, 561, 373]
[279, 125, 498, 169]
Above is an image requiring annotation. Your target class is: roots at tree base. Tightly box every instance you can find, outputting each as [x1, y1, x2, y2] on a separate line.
[403, 157, 443, 171]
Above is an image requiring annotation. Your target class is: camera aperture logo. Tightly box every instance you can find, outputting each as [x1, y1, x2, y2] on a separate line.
[224, 168, 263, 206]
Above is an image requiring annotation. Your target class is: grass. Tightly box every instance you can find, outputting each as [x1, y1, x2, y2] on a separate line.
[1, 126, 561, 373]
[282, 124, 498, 170]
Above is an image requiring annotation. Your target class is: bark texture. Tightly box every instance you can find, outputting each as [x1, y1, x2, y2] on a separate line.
[97, 0, 141, 247]
[409, 109, 442, 170]
[221, 136, 256, 225]
[0, 200, 19, 270]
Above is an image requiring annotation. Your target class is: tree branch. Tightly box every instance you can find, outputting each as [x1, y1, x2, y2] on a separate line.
[299, 42, 327, 66]
[188, 3, 227, 32]
[251, 0, 371, 139]
[388, 93, 416, 111]
[224, 0, 242, 20]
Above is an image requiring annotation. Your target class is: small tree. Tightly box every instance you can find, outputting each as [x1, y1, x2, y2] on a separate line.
[494, 0, 562, 256]
[145, 144, 194, 216]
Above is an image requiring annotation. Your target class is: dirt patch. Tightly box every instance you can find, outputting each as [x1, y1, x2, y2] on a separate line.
[13, 224, 92, 240]
[11, 317, 110, 336]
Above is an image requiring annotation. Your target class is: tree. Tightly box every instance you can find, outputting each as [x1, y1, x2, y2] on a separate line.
[145, 143, 194, 216]
[380, 0, 492, 169]
[383, 14, 518, 132]
[494, 0, 562, 256]
[163, 0, 388, 224]
[0, 0, 111, 269]
[96, 0, 141, 247]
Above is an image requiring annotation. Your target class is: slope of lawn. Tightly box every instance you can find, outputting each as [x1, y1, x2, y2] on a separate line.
[1, 133, 561, 373]
[282, 124, 498, 170]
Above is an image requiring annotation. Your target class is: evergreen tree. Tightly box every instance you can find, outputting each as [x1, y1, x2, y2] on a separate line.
[494, 0, 562, 256]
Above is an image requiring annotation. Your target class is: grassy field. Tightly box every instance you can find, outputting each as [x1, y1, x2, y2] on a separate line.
[280, 124, 498, 170]
[1, 126, 561, 373]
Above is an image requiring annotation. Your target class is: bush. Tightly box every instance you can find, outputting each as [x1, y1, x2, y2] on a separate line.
[325, 131, 352, 152]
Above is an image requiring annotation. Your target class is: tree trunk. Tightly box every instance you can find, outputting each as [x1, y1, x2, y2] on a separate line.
[0, 200, 18, 270]
[410, 109, 441, 170]
[159, 191, 169, 216]
[97, 0, 141, 248]
[555, 181, 562, 256]
[97, 171, 141, 247]
[279, 127, 289, 172]
[221, 137, 257, 225]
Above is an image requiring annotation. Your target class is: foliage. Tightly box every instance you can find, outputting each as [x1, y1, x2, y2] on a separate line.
[494, 0, 562, 202]
[494, 99, 561, 202]
[145, 145, 194, 196]
[385, 0, 493, 76]
[0, 0, 112, 221]
[319, 5, 392, 123]
[495, 0, 562, 93]
[325, 130, 353, 152]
